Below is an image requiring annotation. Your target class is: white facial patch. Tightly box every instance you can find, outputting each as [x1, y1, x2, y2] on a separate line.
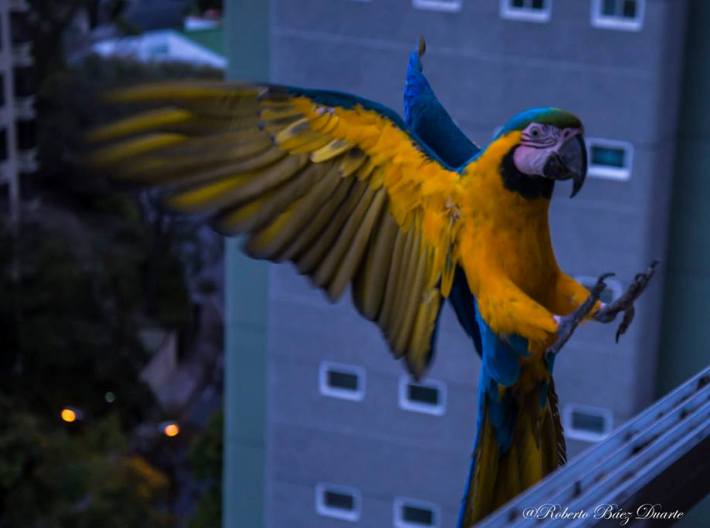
[513, 145, 550, 176]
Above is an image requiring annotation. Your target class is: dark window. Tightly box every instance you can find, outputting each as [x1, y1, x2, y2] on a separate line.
[320, 363, 364, 400]
[324, 490, 355, 512]
[407, 384, 439, 406]
[571, 410, 607, 434]
[0, 128, 7, 161]
[623, 0, 637, 17]
[16, 119, 36, 151]
[510, 0, 546, 9]
[602, 0, 616, 15]
[13, 66, 35, 98]
[402, 504, 435, 526]
[327, 370, 358, 392]
[601, 0, 638, 19]
[591, 145, 626, 168]
[10, 12, 31, 45]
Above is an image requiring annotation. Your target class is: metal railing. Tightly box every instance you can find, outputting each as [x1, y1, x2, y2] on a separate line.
[476, 365, 710, 527]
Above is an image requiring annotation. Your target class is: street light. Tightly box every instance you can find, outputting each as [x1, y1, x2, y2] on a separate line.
[162, 422, 180, 438]
[60, 406, 82, 423]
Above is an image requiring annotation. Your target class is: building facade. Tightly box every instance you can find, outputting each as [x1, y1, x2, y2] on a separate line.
[225, 1, 694, 526]
[0, 0, 36, 231]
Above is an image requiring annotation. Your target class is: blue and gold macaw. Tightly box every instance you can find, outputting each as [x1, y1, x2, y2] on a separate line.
[88, 39, 655, 526]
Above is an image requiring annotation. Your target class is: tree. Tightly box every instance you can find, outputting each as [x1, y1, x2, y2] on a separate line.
[0, 55, 224, 526]
[188, 412, 223, 528]
[0, 402, 172, 528]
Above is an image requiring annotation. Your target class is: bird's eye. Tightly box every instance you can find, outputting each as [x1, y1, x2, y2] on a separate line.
[530, 128, 541, 137]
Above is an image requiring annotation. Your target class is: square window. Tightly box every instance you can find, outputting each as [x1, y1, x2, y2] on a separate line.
[586, 138, 633, 181]
[500, 0, 551, 23]
[325, 490, 354, 510]
[15, 119, 35, 151]
[622, 0, 637, 18]
[591, 0, 644, 31]
[315, 483, 361, 522]
[0, 129, 7, 162]
[408, 384, 439, 406]
[328, 370, 358, 391]
[399, 377, 446, 416]
[319, 362, 365, 401]
[412, 0, 462, 13]
[13, 66, 35, 98]
[563, 404, 613, 442]
[394, 497, 440, 528]
[591, 145, 626, 168]
[10, 12, 30, 45]
[572, 411, 606, 433]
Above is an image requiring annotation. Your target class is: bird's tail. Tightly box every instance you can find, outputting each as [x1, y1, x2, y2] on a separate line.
[458, 380, 566, 527]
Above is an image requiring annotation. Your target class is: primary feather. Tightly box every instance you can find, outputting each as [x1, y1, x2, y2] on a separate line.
[89, 81, 464, 378]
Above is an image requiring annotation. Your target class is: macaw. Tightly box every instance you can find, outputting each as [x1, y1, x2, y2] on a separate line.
[87, 39, 655, 526]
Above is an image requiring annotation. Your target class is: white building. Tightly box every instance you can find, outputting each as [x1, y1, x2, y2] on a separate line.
[92, 27, 226, 69]
[0, 0, 36, 231]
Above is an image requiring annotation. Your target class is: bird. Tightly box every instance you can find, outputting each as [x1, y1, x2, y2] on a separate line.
[87, 38, 656, 526]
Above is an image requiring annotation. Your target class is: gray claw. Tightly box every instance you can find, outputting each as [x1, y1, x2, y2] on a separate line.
[595, 260, 658, 341]
[545, 272, 613, 359]
[615, 306, 635, 342]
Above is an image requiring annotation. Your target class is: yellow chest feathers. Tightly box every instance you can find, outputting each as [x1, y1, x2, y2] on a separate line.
[459, 132, 558, 299]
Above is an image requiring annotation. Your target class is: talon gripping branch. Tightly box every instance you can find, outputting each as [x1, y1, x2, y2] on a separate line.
[87, 40, 655, 526]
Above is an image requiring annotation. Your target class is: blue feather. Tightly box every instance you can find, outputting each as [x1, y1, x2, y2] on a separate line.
[402, 46, 480, 169]
[457, 300, 529, 525]
[449, 267, 483, 357]
[495, 107, 583, 139]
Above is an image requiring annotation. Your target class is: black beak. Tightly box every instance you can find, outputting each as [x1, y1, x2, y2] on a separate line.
[543, 135, 587, 198]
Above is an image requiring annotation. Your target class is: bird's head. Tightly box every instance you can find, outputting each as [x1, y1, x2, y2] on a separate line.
[495, 107, 587, 199]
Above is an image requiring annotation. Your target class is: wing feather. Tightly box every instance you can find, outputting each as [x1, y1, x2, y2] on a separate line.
[352, 210, 398, 320]
[88, 81, 467, 378]
[313, 182, 377, 294]
[328, 187, 387, 301]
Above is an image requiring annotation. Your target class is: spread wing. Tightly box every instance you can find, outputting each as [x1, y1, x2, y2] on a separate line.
[88, 82, 464, 377]
[403, 41, 483, 357]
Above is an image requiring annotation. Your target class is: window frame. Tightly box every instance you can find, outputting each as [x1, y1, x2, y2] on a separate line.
[591, 0, 645, 32]
[319, 361, 366, 402]
[413, 0, 463, 14]
[315, 482, 362, 522]
[398, 376, 447, 416]
[563, 403, 614, 442]
[394, 497, 441, 528]
[586, 137, 634, 181]
[500, 0, 552, 23]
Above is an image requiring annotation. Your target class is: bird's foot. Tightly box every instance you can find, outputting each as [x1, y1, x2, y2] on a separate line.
[594, 260, 659, 342]
[545, 272, 614, 360]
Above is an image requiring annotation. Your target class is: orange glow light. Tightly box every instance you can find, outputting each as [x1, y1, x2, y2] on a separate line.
[60, 408, 77, 423]
[163, 423, 180, 437]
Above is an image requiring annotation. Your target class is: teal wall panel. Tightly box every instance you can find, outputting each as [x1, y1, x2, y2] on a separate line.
[658, 0, 710, 397]
[223, 1, 270, 527]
